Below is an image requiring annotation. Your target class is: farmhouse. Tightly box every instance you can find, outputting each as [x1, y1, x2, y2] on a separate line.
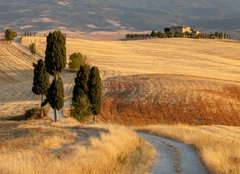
[169, 26, 201, 34]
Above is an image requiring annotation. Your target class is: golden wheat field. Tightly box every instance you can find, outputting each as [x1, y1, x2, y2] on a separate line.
[1, 36, 240, 173]
[22, 37, 240, 81]
[140, 124, 240, 174]
[1, 37, 240, 125]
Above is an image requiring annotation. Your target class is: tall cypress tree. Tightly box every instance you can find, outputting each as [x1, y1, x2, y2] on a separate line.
[46, 77, 65, 121]
[32, 59, 50, 117]
[44, 31, 66, 121]
[72, 65, 91, 121]
[72, 65, 90, 102]
[45, 31, 66, 76]
[88, 66, 102, 122]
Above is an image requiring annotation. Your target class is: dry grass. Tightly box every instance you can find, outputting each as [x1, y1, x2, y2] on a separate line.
[1, 38, 240, 125]
[22, 37, 240, 81]
[140, 124, 240, 174]
[0, 119, 155, 174]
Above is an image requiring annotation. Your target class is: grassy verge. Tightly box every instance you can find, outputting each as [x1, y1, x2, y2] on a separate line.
[0, 119, 155, 174]
[140, 124, 240, 174]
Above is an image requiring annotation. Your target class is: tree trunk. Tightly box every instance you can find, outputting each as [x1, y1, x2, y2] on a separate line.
[93, 115, 96, 124]
[54, 108, 58, 122]
[40, 95, 44, 118]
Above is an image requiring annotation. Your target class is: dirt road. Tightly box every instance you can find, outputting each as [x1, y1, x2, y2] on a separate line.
[138, 132, 209, 174]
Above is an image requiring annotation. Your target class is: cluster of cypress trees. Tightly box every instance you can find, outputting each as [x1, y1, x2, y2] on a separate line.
[32, 31, 66, 122]
[32, 30, 102, 122]
[72, 65, 102, 122]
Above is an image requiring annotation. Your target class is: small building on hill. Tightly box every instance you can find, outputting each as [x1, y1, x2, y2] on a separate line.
[169, 26, 201, 35]
[170, 26, 191, 34]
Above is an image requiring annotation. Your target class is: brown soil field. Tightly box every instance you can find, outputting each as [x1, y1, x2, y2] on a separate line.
[1, 37, 240, 125]
[102, 74, 240, 125]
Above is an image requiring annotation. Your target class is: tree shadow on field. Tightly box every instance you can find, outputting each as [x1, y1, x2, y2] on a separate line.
[51, 126, 109, 153]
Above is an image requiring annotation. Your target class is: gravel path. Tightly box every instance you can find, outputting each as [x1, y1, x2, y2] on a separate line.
[138, 132, 210, 174]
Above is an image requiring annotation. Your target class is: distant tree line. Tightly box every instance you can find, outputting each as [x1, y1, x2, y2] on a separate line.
[125, 30, 231, 40]
[24, 32, 37, 36]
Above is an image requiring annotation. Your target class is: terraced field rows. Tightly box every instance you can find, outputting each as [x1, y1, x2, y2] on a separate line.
[0, 42, 36, 84]
[0, 41, 76, 117]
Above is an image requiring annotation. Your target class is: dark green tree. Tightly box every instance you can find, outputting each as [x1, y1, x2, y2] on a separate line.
[88, 66, 102, 122]
[44, 31, 66, 121]
[5, 29, 17, 43]
[68, 52, 87, 71]
[150, 30, 157, 38]
[32, 59, 50, 117]
[71, 94, 91, 122]
[45, 31, 66, 76]
[72, 65, 90, 102]
[46, 77, 65, 121]
[72, 65, 91, 121]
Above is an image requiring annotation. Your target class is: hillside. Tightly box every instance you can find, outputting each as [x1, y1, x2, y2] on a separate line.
[22, 37, 240, 81]
[2, 38, 240, 125]
[0, 0, 240, 37]
[0, 41, 74, 117]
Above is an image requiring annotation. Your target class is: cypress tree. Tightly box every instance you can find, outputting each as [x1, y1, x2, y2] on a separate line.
[46, 77, 65, 121]
[45, 31, 66, 76]
[88, 66, 102, 122]
[72, 65, 91, 121]
[32, 59, 50, 117]
[72, 65, 90, 102]
[45, 31, 66, 121]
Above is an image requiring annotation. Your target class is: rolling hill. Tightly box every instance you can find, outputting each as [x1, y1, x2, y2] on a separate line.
[1, 37, 240, 125]
[0, 0, 240, 37]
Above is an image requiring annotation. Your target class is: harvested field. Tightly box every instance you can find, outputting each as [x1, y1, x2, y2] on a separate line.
[101, 74, 240, 125]
[22, 37, 240, 81]
[1, 38, 240, 125]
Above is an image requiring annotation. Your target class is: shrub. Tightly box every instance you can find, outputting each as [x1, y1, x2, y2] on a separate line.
[24, 108, 39, 119]
[68, 53, 87, 71]
[71, 95, 92, 122]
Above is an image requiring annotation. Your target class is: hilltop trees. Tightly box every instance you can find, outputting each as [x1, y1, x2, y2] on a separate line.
[88, 66, 102, 122]
[29, 43, 37, 56]
[68, 52, 88, 71]
[44, 31, 66, 122]
[72, 65, 102, 123]
[5, 29, 17, 43]
[32, 59, 50, 117]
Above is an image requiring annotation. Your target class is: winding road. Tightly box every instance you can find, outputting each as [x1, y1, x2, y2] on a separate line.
[138, 132, 210, 174]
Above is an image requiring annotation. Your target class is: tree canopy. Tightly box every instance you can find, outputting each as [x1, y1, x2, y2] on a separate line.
[5, 29, 17, 42]
[46, 77, 64, 111]
[32, 59, 50, 96]
[45, 31, 66, 76]
[72, 65, 90, 102]
[88, 66, 102, 115]
[68, 52, 87, 71]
